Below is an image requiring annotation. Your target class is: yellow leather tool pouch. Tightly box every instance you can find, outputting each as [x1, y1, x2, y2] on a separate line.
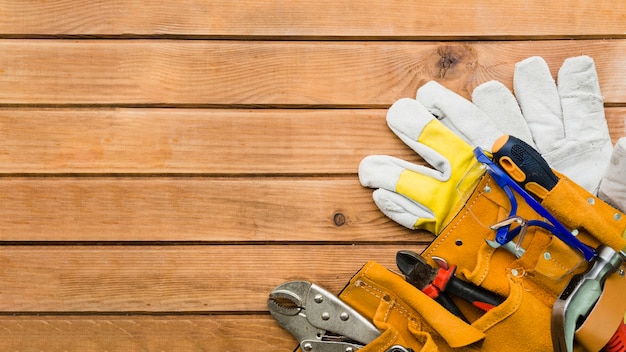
[338, 260, 553, 352]
[343, 172, 626, 351]
[424, 173, 588, 302]
[424, 172, 626, 300]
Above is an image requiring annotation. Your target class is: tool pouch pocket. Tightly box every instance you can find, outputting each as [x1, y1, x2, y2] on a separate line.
[424, 173, 588, 301]
[339, 260, 484, 352]
[339, 260, 556, 352]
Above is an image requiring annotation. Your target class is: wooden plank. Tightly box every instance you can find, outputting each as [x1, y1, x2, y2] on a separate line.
[0, 1, 624, 38]
[0, 244, 422, 312]
[0, 108, 409, 174]
[0, 107, 625, 174]
[0, 315, 297, 352]
[0, 177, 422, 242]
[1, 40, 626, 105]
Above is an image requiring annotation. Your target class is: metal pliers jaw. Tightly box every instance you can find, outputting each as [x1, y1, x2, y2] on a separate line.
[268, 280, 381, 352]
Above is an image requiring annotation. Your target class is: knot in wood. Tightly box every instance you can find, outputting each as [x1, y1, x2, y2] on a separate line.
[434, 45, 477, 80]
[333, 212, 346, 227]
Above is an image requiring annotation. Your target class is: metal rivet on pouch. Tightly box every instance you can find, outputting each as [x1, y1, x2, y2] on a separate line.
[511, 268, 525, 277]
[543, 252, 552, 260]
[588, 198, 595, 205]
[614, 213, 622, 221]
[314, 294, 324, 303]
[571, 229, 579, 236]
[483, 185, 492, 193]
[619, 269, 625, 277]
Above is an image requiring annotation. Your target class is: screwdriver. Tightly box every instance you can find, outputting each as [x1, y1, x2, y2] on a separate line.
[491, 134, 558, 200]
[483, 135, 596, 261]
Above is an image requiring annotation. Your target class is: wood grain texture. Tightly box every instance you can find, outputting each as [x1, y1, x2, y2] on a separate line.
[1, 2, 625, 350]
[0, 108, 407, 173]
[0, 107, 625, 174]
[0, 177, 423, 242]
[0, 0, 625, 38]
[0, 245, 419, 312]
[0, 315, 296, 352]
[1, 40, 626, 105]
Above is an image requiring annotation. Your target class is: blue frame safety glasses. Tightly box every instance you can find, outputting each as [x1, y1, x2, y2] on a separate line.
[473, 147, 596, 261]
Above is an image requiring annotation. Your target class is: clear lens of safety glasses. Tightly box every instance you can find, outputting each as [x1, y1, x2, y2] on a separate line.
[474, 148, 595, 261]
[455, 155, 517, 232]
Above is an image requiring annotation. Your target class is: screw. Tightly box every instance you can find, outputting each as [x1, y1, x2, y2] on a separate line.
[303, 342, 313, 351]
[340, 312, 349, 321]
[321, 312, 330, 320]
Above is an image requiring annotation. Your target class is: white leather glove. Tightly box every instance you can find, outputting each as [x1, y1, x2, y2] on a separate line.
[417, 55, 613, 195]
[599, 138, 626, 212]
[360, 55, 623, 232]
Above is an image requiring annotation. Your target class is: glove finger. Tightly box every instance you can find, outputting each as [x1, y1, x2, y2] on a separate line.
[371, 188, 435, 230]
[358, 154, 443, 192]
[557, 56, 610, 143]
[358, 154, 457, 234]
[416, 81, 502, 150]
[598, 137, 626, 212]
[360, 97, 479, 234]
[472, 80, 535, 148]
[386, 97, 474, 179]
[513, 56, 565, 154]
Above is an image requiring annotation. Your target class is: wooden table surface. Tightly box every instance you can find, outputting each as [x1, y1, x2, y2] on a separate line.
[0, 1, 624, 350]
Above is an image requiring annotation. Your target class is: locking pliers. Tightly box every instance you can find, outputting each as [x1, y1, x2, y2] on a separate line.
[268, 280, 388, 352]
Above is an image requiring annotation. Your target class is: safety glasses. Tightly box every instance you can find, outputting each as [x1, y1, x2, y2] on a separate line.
[473, 147, 595, 261]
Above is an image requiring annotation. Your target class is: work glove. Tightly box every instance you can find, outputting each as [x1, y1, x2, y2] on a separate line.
[359, 56, 616, 234]
[358, 98, 477, 234]
[419, 55, 613, 195]
[599, 138, 626, 212]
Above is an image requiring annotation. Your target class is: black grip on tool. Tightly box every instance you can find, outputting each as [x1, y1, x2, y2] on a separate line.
[445, 275, 505, 311]
[492, 135, 559, 199]
[435, 293, 470, 323]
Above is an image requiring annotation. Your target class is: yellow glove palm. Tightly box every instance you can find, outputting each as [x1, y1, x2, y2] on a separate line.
[358, 98, 477, 234]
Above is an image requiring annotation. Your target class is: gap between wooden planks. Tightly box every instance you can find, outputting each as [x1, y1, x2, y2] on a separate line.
[0, 40, 625, 105]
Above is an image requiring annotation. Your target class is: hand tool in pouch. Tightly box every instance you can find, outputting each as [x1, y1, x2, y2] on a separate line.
[268, 280, 414, 352]
[551, 245, 624, 352]
[491, 135, 626, 352]
[396, 250, 504, 319]
[475, 135, 596, 261]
